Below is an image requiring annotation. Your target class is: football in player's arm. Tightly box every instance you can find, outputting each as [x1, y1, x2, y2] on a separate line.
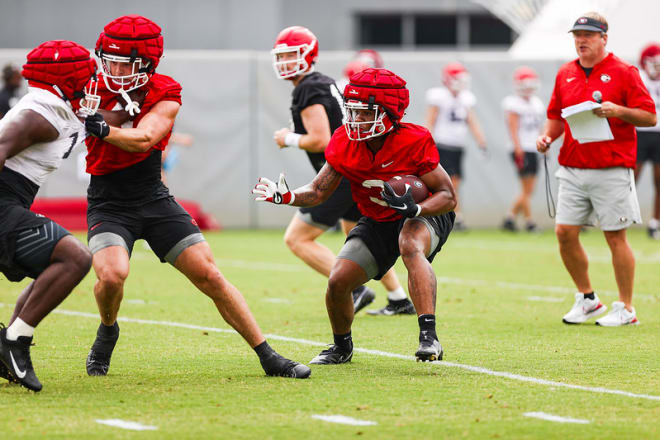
[255, 68, 456, 364]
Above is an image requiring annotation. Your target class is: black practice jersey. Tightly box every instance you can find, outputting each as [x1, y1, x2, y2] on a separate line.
[290, 72, 345, 172]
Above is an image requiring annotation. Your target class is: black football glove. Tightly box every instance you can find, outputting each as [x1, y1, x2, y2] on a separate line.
[85, 113, 110, 139]
[381, 182, 422, 218]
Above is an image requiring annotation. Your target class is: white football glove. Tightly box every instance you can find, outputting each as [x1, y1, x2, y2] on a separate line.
[252, 173, 295, 205]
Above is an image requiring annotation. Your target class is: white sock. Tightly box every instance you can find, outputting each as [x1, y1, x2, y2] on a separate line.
[6, 318, 35, 341]
[649, 218, 659, 229]
[387, 287, 407, 301]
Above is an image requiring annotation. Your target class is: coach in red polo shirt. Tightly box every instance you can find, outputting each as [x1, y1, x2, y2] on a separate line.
[537, 12, 656, 327]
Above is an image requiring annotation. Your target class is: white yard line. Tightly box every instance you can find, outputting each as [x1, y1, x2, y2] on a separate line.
[311, 415, 377, 426]
[527, 296, 565, 303]
[95, 419, 158, 431]
[523, 412, 590, 424]
[44, 308, 660, 403]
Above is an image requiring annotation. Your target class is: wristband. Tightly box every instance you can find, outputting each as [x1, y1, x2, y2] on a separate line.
[284, 132, 302, 148]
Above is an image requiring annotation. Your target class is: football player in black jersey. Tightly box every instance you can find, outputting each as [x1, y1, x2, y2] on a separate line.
[270, 26, 413, 316]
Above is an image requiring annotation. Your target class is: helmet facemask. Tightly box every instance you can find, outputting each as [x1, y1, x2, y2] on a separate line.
[100, 52, 150, 93]
[344, 100, 392, 141]
[644, 55, 660, 80]
[77, 74, 101, 116]
[445, 72, 470, 93]
[515, 78, 539, 98]
[271, 41, 316, 79]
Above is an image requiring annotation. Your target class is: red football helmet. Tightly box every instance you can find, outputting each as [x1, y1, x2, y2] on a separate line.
[95, 15, 163, 93]
[513, 66, 539, 98]
[21, 40, 98, 112]
[343, 68, 409, 141]
[640, 43, 660, 80]
[343, 49, 384, 79]
[442, 62, 470, 93]
[271, 26, 318, 80]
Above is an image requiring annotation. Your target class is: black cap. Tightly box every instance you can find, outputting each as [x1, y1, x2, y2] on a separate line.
[569, 16, 608, 33]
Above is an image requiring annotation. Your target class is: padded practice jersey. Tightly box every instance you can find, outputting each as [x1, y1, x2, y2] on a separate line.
[501, 94, 545, 152]
[325, 123, 439, 222]
[425, 86, 476, 148]
[2, 87, 85, 187]
[290, 72, 345, 172]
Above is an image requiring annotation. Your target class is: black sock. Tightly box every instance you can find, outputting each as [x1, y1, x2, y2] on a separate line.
[92, 322, 119, 354]
[418, 314, 437, 340]
[352, 286, 366, 296]
[583, 292, 595, 300]
[333, 332, 353, 351]
[253, 340, 277, 361]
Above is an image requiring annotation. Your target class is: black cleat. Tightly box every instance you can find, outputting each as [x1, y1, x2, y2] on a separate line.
[86, 323, 119, 376]
[501, 218, 517, 232]
[352, 287, 376, 314]
[0, 326, 42, 391]
[367, 298, 416, 316]
[0, 360, 15, 383]
[261, 353, 311, 379]
[309, 344, 353, 365]
[415, 331, 443, 362]
[648, 226, 660, 240]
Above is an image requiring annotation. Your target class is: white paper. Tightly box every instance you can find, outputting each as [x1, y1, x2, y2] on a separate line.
[561, 101, 614, 144]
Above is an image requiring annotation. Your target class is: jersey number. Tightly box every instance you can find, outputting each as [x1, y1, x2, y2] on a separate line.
[63, 133, 78, 159]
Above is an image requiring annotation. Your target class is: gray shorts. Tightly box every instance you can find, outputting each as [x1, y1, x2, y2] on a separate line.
[555, 166, 641, 231]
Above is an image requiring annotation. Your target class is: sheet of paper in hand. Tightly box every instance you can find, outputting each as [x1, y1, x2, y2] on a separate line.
[561, 101, 614, 144]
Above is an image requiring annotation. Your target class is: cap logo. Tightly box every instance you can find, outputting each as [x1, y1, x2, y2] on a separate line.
[578, 18, 588, 24]
[600, 74, 611, 82]
[109, 43, 121, 50]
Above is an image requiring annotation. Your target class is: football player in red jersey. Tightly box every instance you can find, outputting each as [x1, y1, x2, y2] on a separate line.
[254, 68, 456, 363]
[0, 40, 97, 391]
[271, 27, 412, 316]
[82, 15, 310, 379]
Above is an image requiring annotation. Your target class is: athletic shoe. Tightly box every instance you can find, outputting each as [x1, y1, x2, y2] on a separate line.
[501, 218, 517, 232]
[525, 222, 539, 233]
[648, 226, 660, 240]
[453, 219, 467, 232]
[0, 360, 15, 383]
[309, 344, 353, 365]
[352, 287, 375, 314]
[86, 323, 120, 376]
[260, 353, 311, 379]
[562, 292, 607, 324]
[367, 298, 416, 316]
[0, 326, 42, 391]
[595, 302, 639, 327]
[415, 331, 443, 362]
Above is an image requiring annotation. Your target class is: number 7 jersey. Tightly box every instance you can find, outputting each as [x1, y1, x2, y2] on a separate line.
[1, 87, 85, 187]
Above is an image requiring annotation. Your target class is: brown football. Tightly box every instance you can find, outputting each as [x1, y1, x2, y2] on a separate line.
[386, 175, 430, 203]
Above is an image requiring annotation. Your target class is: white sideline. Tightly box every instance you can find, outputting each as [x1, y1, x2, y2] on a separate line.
[311, 415, 377, 426]
[46, 308, 660, 402]
[523, 412, 590, 424]
[96, 419, 158, 431]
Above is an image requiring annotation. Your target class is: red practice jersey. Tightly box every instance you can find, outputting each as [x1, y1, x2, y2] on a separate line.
[85, 73, 182, 175]
[325, 123, 439, 222]
[547, 53, 655, 169]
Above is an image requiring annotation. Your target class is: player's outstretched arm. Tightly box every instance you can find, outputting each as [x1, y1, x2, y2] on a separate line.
[0, 109, 58, 170]
[467, 109, 487, 149]
[418, 165, 457, 216]
[85, 100, 180, 153]
[253, 162, 342, 207]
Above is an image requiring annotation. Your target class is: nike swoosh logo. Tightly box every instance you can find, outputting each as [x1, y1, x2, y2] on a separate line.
[10, 350, 26, 379]
[390, 203, 407, 210]
[566, 77, 576, 82]
[381, 161, 394, 168]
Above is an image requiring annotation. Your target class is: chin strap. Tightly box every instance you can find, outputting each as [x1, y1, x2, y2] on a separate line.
[119, 88, 141, 116]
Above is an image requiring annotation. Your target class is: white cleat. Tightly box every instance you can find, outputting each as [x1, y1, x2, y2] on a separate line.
[562, 292, 607, 324]
[595, 302, 639, 327]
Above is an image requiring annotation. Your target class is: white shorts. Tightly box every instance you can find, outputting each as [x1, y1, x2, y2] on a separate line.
[555, 166, 641, 231]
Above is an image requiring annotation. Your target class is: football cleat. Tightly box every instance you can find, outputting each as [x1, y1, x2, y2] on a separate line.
[647, 226, 660, 240]
[525, 222, 539, 233]
[86, 350, 113, 376]
[415, 331, 443, 362]
[309, 345, 353, 365]
[0, 360, 15, 383]
[501, 218, 517, 232]
[86, 323, 119, 376]
[0, 326, 42, 391]
[352, 286, 376, 314]
[260, 353, 311, 379]
[367, 298, 416, 316]
[595, 302, 639, 327]
[562, 292, 607, 324]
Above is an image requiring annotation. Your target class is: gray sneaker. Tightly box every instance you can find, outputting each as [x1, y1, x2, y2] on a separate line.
[352, 287, 376, 314]
[367, 298, 416, 316]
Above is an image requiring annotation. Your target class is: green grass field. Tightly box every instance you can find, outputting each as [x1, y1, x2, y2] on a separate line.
[1, 227, 659, 439]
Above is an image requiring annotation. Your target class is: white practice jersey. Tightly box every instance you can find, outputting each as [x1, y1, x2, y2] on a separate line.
[0, 87, 85, 186]
[425, 86, 476, 148]
[638, 71, 660, 132]
[501, 94, 545, 152]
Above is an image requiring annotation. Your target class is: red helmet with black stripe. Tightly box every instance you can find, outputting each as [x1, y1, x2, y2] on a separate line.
[96, 15, 163, 92]
[21, 40, 98, 111]
[343, 68, 409, 140]
[640, 43, 660, 80]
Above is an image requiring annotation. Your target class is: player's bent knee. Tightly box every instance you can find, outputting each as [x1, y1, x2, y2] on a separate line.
[96, 264, 129, 290]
